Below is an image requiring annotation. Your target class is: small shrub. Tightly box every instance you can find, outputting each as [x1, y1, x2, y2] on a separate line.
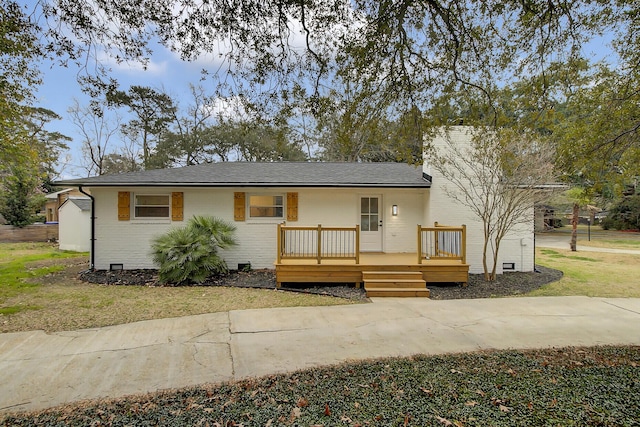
[151, 216, 237, 284]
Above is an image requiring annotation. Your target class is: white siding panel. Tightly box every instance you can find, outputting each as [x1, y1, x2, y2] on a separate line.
[383, 189, 424, 253]
[297, 189, 357, 226]
[58, 202, 91, 252]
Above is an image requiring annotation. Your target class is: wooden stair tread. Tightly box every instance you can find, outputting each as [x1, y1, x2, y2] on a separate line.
[366, 288, 430, 298]
[364, 280, 426, 289]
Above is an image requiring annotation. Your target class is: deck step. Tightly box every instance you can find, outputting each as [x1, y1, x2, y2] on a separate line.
[366, 288, 431, 298]
[363, 271, 429, 297]
[363, 279, 427, 289]
[362, 271, 423, 280]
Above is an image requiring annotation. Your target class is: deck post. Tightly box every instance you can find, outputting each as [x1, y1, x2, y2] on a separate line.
[355, 224, 360, 264]
[317, 224, 322, 264]
[276, 223, 282, 264]
[462, 224, 467, 264]
[434, 223, 440, 258]
[417, 224, 422, 264]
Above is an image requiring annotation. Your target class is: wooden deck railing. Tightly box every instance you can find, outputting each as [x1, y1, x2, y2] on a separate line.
[277, 223, 360, 264]
[417, 223, 467, 264]
[277, 222, 466, 266]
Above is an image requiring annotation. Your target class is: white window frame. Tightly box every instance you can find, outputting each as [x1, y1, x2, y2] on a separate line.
[133, 194, 171, 219]
[247, 193, 285, 221]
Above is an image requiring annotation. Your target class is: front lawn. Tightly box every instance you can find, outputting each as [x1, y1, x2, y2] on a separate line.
[2, 345, 638, 426]
[0, 243, 356, 333]
[530, 248, 640, 298]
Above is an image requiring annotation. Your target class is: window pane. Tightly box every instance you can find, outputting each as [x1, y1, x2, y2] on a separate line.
[370, 198, 378, 213]
[249, 195, 282, 207]
[370, 215, 378, 231]
[136, 195, 169, 206]
[361, 197, 369, 214]
[361, 215, 370, 231]
[250, 207, 282, 217]
[135, 206, 170, 217]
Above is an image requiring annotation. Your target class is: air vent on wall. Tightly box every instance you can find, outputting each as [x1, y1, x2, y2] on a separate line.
[503, 262, 515, 271]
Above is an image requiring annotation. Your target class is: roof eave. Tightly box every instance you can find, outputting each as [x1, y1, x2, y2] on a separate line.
[55, 181, 431, 189]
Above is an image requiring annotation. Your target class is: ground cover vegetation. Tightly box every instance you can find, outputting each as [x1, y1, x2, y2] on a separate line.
[2, 345, 638, 426]
[0, 243, 83, 316]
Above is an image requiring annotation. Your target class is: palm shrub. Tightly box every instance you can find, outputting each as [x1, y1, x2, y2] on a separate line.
[151, 215, 237, 284]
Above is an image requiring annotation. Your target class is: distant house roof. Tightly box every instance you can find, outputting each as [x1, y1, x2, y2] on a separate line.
[45, 188, 74, 199]
[55, 162, 431, 188]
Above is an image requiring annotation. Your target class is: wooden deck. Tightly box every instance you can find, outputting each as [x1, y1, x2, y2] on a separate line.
[275, 252, 469, 291]
[275, 223, 468, 297]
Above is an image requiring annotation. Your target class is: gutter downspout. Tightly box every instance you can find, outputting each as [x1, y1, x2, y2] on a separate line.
[78, 185, 95, 270]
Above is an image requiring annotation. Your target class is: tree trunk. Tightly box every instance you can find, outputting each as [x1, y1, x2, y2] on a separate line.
[570, 203, 579, 251]
[490, 241, 501, 281]
[482, 234, 491, 281]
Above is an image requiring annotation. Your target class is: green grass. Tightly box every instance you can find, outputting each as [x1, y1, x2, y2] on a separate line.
[0, 243, 87, 307]
[3, 345, 638, 426]
[0, 305, 41, 316]
[539, 249, 601, 262]
[580, 238, 640, 249]
[531, 248, 640, 297]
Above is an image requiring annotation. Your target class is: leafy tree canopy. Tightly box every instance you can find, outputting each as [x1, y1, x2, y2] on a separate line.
[37, 1, 634, 112]
[1, 1, 43, 165]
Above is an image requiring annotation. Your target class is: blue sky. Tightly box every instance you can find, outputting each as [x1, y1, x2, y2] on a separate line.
[36, 41, 219, 178]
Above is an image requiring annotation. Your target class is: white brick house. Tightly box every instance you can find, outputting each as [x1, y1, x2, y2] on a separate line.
[56, 128, 535, 278]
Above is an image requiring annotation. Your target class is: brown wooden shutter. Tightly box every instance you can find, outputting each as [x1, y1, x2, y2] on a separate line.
[118, 191, 130, 221]
[171, 192, 184, 221]
[234, 192, 246, 221]
[287, 192, 298, 221]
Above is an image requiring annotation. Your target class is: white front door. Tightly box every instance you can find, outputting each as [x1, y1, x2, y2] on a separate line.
[360, 195, 383, 252]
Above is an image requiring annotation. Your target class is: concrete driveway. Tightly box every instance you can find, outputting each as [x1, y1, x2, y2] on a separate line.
[2, 296, 640, 414]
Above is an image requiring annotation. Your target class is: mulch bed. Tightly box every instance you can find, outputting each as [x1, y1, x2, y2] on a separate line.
[80, 265, 562, 301]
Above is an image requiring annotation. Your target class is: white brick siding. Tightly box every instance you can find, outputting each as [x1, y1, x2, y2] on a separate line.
[423, 126, 535, 274]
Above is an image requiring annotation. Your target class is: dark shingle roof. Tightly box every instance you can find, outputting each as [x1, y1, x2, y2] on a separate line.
[55, 162, 431, 188]
[69, 199, 92, 211]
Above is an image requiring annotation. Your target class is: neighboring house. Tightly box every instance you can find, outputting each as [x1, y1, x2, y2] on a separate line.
[55, 128, 537, 296]
[58, 198, 92, 252]
[43, 188, 89, 223]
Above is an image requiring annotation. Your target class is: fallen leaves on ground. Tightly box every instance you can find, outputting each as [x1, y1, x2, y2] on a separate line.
[2, 346, 639, 426]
